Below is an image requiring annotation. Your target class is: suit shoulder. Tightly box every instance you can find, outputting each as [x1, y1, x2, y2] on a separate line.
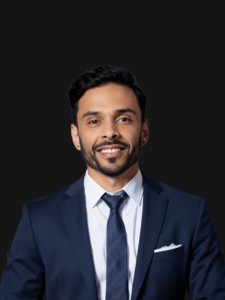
[27, 176, 84, 205]
[157, 180, 203, 205]
[26, 185, 70, 209]
[26, 175, 84, 212]
[142, 172, 202, 203]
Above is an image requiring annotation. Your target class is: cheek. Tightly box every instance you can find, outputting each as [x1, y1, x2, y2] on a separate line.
[125, 128, 141, 144]
[79, 131, 97, 149]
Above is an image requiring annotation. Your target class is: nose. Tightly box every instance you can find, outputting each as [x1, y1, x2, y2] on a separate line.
[101, 120, 120, 140]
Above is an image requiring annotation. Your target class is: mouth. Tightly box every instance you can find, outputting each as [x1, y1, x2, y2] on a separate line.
[96, 145, 126, 158]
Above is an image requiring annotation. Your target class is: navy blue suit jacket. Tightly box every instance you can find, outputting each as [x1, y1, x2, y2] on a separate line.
[0, 172, 225, 299]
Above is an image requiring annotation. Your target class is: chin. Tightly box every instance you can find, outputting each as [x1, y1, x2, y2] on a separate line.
[96, 160, 137, 178]
[97, 168, 127, 177]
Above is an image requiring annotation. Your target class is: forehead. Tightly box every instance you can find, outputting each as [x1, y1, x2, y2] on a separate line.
[77, 83, 140, 115]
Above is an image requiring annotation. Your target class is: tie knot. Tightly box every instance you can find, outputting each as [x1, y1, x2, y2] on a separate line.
[102, 190, 128, 210]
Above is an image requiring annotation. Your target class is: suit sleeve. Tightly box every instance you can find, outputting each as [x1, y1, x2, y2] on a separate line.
[0, 203, 45, 299]
[188, 198, 225, 299]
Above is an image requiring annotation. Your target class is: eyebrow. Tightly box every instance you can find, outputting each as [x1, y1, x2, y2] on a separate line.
[82, 108, 137, 119]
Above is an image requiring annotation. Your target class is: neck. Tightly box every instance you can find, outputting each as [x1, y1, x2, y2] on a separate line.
[87, 163, 139, 193]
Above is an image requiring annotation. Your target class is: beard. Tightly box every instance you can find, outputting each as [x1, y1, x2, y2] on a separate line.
[78, 134, 142, 177]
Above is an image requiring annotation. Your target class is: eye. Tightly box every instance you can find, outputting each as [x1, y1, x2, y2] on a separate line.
[118, 117, 131, 122]
[88, 119, 99, 125]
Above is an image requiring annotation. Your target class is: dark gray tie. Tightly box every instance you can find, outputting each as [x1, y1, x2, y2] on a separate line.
[102, 190, 129, 300]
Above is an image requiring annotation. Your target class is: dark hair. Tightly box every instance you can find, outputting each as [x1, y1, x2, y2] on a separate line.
[68, 65, 147, 126]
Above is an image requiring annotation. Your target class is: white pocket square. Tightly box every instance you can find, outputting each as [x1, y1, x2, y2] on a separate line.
[154, 243, 182, 253]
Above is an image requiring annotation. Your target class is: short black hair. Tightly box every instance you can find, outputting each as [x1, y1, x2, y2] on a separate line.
[68, 65, 147, 126]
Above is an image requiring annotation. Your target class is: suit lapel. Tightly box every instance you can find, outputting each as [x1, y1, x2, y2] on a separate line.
[60, 176, 98, 300]
[131, 173, 169, 300]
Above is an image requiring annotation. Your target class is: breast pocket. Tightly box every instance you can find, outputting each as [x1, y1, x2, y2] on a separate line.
[152, 245, 184, 261]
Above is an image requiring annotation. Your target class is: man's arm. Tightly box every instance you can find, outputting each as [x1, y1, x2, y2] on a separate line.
[0, 203, 45, 299]
[188, 198, 225, 299]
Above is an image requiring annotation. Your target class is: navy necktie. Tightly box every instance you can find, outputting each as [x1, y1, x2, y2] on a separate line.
[102, 190, 129, 300]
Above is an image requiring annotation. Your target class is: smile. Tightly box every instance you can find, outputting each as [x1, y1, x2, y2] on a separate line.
[98, 147, 125, 158]
[100, 148, 121, 153]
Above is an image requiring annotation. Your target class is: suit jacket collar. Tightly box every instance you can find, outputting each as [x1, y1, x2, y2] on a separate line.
[61, 172, 168, 300]
[65, 175, 84, 197]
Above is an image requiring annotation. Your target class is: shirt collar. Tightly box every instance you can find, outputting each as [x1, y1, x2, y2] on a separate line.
[84, 169, 143, 208]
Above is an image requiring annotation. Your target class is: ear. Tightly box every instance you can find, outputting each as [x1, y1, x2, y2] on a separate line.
[71, 124, 81, 151]
[141, 119, 149, 145]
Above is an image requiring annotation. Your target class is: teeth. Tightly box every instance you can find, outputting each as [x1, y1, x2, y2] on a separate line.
[101, 148, 121, 153]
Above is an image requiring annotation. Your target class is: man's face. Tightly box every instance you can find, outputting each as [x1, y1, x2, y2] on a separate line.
[71, 83, 148, 177]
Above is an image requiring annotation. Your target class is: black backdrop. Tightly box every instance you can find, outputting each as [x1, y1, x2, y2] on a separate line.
[0, 3, 224, 299]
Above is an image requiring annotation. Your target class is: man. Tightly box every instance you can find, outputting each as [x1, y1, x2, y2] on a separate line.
[0, 65, 224, 299]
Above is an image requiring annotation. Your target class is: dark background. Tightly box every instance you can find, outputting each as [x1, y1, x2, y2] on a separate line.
[0, 2, 224, 299]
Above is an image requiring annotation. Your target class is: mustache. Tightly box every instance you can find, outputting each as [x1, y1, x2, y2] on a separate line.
[93, 140, 128, 151]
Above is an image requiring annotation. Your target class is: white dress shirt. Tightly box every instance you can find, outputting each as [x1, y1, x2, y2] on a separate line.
[84, 169, 143, 300]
